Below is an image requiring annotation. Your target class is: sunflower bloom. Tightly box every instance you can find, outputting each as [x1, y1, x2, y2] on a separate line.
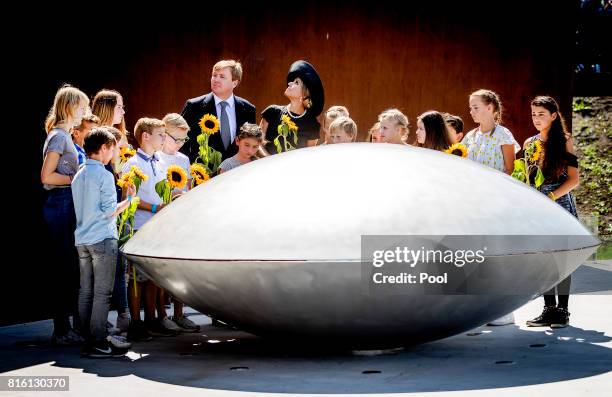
[529, 140, 543, 163]
[130, 165, 148, 182]
[281, 115, 298, 132]
[120, 146, 136, 162]
[199, 114, 220, 135]
[444, 143, 468, 158]
[117, 173, 131, 189]
[166, 165, 187, 189]
[190, 163, 210, 186]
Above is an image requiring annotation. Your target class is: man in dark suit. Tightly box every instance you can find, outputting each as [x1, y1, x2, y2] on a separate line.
[181, 60, 256, 163]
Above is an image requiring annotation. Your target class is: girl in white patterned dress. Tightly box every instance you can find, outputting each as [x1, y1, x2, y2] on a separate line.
[462, 89, 520, 175]
[462, 89, 520, 326]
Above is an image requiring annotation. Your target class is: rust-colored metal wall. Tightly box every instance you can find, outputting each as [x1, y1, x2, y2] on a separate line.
[105, 3, 575, 145]
[13, 1, 575, 324]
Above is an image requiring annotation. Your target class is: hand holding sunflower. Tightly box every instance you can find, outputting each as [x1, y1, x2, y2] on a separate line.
[116, 165, 147, 243]
[511, 139, 545, 188]
[117, 165, 148, 193]
[196, 114, 223, 174]
[155, 165, 188, 205]
[189, 163, 210, 188]
[274, 114, 299, 153]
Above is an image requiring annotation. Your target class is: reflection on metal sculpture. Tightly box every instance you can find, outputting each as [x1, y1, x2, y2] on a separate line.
[122, 144, 599, 347]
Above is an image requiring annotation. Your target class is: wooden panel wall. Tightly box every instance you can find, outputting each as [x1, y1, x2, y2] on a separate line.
[92, 3, 575, 145]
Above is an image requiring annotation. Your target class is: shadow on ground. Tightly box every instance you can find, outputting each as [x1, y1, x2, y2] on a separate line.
[1, 315, 610, 394]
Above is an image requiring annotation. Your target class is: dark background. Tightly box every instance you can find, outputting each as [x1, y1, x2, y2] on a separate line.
[5, 0, 609, 325]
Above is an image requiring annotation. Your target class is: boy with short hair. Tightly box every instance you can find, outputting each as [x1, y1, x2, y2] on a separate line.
[122, 118, 179, 340]
[72, 127, 135, 357]
[443, 113, 464, 143]
[159, 113, 191, 192]
[321, 105, 350, 144]
[328, 116, 358, 144]
[218, 123, 263, 173]
[157, 113, 200, 333]
[72, 114, 100, 165]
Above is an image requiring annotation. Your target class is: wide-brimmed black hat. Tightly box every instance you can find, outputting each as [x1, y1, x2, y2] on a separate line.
[286, 60, 325, 117]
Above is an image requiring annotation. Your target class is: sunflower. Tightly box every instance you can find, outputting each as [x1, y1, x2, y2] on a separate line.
[130, 165, 148, 182]
[444, 143, 468, 158]
[120, 146, 136, 162]
[529, 139, 543, 163]
[166, 165, 188, 189]
[190, 163, 210, 186]
[117, 172, 132, 189]
[281, 115, 298, 132]
[198, 114, 220, 135]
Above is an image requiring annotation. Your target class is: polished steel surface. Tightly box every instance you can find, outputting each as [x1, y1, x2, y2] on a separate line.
[122, 143, 599, 346]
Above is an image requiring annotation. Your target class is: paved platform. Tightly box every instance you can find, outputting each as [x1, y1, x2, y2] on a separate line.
[1, 261, 610, 396]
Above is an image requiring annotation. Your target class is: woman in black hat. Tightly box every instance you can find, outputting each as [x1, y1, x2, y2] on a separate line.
[260, 60, 324, 154]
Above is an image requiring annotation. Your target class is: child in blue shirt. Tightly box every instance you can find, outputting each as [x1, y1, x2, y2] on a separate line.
[71, 114, 100, 165]
[72, 127, 134, 357]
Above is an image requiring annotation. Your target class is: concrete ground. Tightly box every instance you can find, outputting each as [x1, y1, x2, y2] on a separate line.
[1, 261, 610, 397]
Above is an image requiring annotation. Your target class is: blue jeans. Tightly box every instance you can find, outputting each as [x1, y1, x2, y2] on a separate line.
[42, 188, 79, 336]
[77, 239, 118, 341]
[111, 255, 128, 314]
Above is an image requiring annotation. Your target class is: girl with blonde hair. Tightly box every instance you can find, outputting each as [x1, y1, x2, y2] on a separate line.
[41, 84, 89, 345]
[377, 108, 412, 145]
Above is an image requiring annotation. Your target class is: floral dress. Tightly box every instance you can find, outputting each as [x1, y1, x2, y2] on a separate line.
[462, 124, 520, 172]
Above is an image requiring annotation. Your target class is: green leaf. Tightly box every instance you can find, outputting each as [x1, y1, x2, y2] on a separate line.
[130, 196, 140, 210]
[513, 159, 526, 174]
[211, 150, 222, 173]
[155, 180, 168, 202]
[534, 168, 545, 188]
[511, 170, 525, 183]
[274, 136, 282, 154]
[133, 177, 142, 194]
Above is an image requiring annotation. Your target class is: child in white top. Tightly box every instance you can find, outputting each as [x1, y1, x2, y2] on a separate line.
[158, 113, 191, 194]
[462, 89, 519, 174]
[121, 118, 180, 339]
[156, 113, 200, 333]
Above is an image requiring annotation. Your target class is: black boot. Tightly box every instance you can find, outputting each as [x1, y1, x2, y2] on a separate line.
[550, 307, 570, 329]
[526, 306, 557, 327]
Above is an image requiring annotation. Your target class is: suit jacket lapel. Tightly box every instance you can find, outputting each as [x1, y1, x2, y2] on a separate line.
[234, 97, 245, 127]
[202, 93, 217, 117]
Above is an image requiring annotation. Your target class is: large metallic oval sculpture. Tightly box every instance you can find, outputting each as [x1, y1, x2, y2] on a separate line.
[122, 143, 599, 347]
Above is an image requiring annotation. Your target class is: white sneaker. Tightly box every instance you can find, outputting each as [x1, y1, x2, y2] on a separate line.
[487, 312, 515, 326]
[107, 335, 132, 349]
[171, 316, 200, 333]
[159, 316, 181, 332]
